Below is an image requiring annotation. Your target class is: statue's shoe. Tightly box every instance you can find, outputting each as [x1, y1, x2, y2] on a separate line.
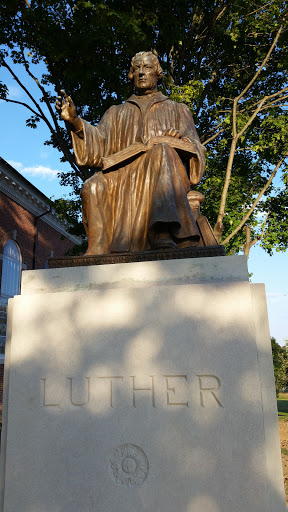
[152, 238, 178, 250]
[176, 236, 199, 249]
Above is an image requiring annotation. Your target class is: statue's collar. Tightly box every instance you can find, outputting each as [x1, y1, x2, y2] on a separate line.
[126, 91, 168, 109]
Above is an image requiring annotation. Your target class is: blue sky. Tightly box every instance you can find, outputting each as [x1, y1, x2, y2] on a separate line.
[0, 57, 74, 200]
[0, 56, 287, 345]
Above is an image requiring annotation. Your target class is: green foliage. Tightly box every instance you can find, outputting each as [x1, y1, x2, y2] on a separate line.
[271, 337, 288, 397]
[277, 396, 288, 421]
[277, 400, 288, 420]
[169, 81, 204, 114]
[53, 197, 87, 254]
[0, 0, 288, 254]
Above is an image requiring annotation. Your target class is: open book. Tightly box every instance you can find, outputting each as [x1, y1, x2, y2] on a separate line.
[101, 135, 199, 171]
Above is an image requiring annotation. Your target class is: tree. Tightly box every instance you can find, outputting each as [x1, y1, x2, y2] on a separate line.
[167, 1, 288, 254]
[271, 337, 288, 396]
[0, 0, 288, 255]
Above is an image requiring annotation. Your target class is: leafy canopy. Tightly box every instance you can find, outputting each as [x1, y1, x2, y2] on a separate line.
[0, 0, 288, 255]
[271, 337, 288, 397]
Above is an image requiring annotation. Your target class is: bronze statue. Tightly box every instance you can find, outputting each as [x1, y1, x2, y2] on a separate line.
[56, 51, 207, 255]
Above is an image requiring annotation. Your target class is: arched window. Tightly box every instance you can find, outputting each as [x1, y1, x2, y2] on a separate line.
[0, 240, 22, 304]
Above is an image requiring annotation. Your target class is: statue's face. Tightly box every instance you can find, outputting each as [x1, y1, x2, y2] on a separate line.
[132, 54, 158, 94]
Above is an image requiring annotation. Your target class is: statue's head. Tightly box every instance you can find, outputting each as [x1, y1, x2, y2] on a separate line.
[129, 51, 163, 94]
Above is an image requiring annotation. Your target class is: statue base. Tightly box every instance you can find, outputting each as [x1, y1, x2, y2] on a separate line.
[1, 255, 285, 512]
[48, 244, 225, 268]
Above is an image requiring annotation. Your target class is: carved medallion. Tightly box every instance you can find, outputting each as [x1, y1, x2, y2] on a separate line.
[110, 444, 149, 487]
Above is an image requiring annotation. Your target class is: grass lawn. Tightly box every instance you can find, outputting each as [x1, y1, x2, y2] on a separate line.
[277, 393, 288, 421]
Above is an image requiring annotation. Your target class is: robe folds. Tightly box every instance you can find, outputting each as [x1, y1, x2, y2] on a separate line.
[72, 92, 206, 254]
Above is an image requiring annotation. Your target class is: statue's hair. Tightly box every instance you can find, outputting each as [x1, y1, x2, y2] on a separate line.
[128, 51, 163, 83]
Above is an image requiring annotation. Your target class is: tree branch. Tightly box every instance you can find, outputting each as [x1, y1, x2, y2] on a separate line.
[19, 48, 65, 135]
[213, 19, 288, 239]
[203, 128, 225, 145]
[246, 1, 274, 17]
[1, 97, 41, 117]
[235, 86, 288, 139]
[243, 209, 270, 256]
[214, 137, 238, 240]
[235, 86, 288, 115]
[232, 97, 237, 137]
[237, 97, 266, 138]
[202, 117, 226, 135]
[2, 57, 82, 179]
[244, 225, 252, 257]
[2, 59, 46, 117]
[259, 209, 271, 240]
[235, 146, 267, 152]
[238, 18, 286, 101]
[222, 155, 287, 245]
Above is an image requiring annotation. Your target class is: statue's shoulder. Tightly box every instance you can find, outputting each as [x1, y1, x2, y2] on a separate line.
[104, 104, 119, 114]
[166, 100, 194, 119]
[107, 102, 133, 114]
[100, 103, 127, 121]
[166, 99, 190, 110]
[153, 95, 190, 111]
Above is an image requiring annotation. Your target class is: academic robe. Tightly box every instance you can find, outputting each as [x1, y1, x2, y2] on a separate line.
[71, 91, 206, 254]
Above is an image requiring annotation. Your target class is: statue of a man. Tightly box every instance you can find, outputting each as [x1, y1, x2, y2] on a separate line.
[56, 51, 206, 255]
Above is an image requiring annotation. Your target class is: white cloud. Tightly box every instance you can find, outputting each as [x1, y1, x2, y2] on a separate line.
[22, 165, 59, 179]
[8, 160, 59, 180]
[8, 160, 23, 169]
[40, 150, 51, 160]
[8, 85, 23, 99]
[267, 292, 287, 298]
[266, 291, 287, 304]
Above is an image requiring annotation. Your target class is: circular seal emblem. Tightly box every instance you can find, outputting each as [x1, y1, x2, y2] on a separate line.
[110, 444, 149, 487]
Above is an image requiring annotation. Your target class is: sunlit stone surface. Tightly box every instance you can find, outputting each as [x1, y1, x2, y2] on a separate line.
[0, 256, 285, 512]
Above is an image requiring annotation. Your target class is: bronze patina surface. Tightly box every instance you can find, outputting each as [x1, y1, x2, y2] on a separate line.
[48, 245, 225, 269]
[56, 51, 208, 256]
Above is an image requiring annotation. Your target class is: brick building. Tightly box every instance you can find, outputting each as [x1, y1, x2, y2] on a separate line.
[0, 157, 80, 416]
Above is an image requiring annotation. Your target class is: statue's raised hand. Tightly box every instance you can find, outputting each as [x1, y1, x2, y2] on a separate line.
[55, 90, 82, 132]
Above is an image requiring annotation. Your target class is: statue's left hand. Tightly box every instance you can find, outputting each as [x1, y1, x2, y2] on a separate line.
[161, 128, 181, 138]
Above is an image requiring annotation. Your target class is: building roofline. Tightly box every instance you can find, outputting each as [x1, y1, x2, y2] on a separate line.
[0, 157, 56, 204]
[0, 157, 81, 245]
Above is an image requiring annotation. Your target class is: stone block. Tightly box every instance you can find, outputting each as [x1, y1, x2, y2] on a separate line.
[0, 256, 285, 512]
[21, 255, 248, 295]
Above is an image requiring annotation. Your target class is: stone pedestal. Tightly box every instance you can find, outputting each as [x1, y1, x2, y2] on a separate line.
[0, 256, 286, 512]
